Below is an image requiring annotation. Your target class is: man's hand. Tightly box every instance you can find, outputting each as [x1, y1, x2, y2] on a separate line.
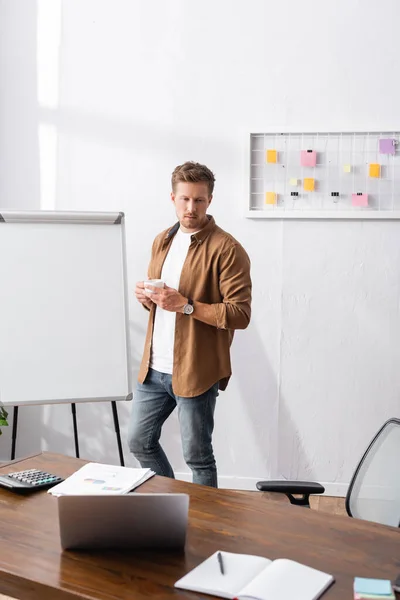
[145, 284, 187, 313]
[135, 281, 153, 310]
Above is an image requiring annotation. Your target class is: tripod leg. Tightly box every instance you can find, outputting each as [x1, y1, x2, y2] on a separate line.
[11, 406, 19, 460]
[111, 401, 124, 466]
[71, 403, 80, 458]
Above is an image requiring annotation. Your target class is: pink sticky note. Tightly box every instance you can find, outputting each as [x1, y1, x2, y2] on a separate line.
[379, 139, 396, 155]
[352, 193, 368, 207]
[301, 150, 317, 167]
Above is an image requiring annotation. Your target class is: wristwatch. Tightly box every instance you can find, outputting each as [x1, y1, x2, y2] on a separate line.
[183, 298, 194, 315]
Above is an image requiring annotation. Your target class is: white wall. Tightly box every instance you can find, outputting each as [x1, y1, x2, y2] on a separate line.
[1, 0, 399, 493]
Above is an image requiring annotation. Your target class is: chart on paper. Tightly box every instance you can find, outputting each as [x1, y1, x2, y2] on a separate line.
[248, 131, 400, 219]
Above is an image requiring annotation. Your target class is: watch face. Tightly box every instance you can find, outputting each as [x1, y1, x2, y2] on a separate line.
[184, 303, 194, 315]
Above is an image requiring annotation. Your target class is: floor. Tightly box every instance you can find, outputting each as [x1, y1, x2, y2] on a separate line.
[310, 494, 347, 516]
[235, 489, 348, 515]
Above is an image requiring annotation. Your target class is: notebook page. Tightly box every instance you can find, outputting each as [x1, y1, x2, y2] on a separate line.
[237, 558, 334, 600]
[174, 551, 271, 599]
[48, 463, 154, 496]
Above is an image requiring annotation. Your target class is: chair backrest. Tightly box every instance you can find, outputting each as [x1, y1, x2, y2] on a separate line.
[346, 418, 400, 527]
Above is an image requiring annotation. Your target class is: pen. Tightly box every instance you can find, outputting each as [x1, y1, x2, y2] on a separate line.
[217, 551, 225, 575]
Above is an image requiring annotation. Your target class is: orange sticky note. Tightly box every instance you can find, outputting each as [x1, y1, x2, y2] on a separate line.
[265, 192, 277, 205]
[266, 150, 277, 164]
[369, 163, 380, 178]
[304, 178, 315, 192]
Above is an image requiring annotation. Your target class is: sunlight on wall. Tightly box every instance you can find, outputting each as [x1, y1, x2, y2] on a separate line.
[37, 0, 61, 210]
[38, 123, 58, 210]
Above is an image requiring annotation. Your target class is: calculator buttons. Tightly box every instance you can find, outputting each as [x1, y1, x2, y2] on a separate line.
[3, 469, 63, 490]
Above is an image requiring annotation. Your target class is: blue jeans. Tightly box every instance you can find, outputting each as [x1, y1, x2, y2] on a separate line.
[127, 368, 218, 487]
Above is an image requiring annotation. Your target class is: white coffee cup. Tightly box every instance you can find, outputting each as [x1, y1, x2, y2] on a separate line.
[144, 279, 165, 293]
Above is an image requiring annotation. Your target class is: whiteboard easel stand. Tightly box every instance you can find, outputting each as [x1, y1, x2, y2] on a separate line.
[0, 210, 133, 467]
[10, 398, 127, 465]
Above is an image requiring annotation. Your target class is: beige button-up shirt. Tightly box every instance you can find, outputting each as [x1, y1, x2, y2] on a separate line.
[138, 216, 252, 397]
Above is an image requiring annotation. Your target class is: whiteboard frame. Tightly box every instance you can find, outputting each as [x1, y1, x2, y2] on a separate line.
[0, 210, 124, 225]
[244, 131, 400, 220]
[0, 210, 133, 406]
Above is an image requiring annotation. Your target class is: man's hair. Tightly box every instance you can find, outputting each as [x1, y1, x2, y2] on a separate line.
[171, 161, 215, 196]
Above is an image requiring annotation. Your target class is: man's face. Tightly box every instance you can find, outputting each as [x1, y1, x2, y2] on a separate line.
[171, 182, 212, 232]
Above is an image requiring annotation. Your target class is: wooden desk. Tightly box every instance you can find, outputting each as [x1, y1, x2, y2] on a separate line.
[0, 453, 399, 600]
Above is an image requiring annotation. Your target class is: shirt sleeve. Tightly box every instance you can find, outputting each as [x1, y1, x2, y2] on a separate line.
[143, 237, 158, 312]
[212, 243, 252, 330]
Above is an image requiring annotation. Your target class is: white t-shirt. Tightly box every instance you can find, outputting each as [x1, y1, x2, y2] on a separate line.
[150, 228, 193, 374]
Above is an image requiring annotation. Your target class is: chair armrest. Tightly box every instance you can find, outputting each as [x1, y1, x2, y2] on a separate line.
[256, 480, 325, 494]
[256, 480, 325, 507]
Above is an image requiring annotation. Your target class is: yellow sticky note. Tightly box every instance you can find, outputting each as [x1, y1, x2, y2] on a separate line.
[369, 163, 380, 178]
[266, 150, 277, 164]
[344, 164, 351, 173]
[304, 178, 315, 192]
[265, 192, 277, 205]
[289, 178, 298, 186]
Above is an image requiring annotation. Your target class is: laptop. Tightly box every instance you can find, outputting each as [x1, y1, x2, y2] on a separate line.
[57, 493, 189, 550]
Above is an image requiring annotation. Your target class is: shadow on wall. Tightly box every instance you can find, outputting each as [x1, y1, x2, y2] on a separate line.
[0, 3, 42, 458]
[0, 4, 42, 457]
[156, 319, 311, 486]
[231, 323, 279, 479]
[0, 1, 41, 211]
[40, 318, 144, 465]
[38, 104, 236, 160]
[277, 396, 314, 481]
[0, 405, 43, 462]
[232, 322, 311, 484]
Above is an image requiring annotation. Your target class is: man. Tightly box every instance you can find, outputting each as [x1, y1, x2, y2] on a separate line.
[128, 161, 251, 487]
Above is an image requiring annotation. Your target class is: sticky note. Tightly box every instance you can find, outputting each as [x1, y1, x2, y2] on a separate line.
[354, 593, 395, 600]
[301, 150, 317, 167]
[289, 178, 298, 186]
[354, 577, 392, 596]
[265, 192, 277, 205]
[369, 163, 380, 178]
[379, 138, 396, 155]
[352, 193, 368, 207]
[303, 178, 315, 191]
[344, 164, 351, 173]
[266, 149, 277, 163]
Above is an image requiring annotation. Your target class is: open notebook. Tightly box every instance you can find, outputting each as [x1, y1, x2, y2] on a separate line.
[174, 551, 334, 600]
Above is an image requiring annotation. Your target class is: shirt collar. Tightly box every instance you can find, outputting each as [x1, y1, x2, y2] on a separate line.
[164, 215, 216, 245]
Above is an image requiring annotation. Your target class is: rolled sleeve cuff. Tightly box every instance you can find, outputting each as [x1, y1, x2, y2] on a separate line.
[213, 303, 228, 330]
[213, 302, 251, 330]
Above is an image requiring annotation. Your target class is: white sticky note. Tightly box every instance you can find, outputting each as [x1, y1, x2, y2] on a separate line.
[289, 178, 298, 186]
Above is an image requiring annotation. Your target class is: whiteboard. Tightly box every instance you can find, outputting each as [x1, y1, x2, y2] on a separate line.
[0, 211, 132, 406]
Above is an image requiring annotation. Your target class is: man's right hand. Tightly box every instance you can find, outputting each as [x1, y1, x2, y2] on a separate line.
[135, 281, 152, 310]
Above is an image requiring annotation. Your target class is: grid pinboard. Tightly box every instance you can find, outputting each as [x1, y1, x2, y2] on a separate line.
[249, 132, 400, 218]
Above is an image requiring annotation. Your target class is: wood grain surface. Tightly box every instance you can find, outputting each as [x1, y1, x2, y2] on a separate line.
[0, 452, 398, 600]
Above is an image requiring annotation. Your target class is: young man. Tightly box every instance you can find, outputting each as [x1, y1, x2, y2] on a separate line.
[128, 161, 252, 487]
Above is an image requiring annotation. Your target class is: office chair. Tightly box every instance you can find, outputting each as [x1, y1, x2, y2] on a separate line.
[257, 417, 400, 527]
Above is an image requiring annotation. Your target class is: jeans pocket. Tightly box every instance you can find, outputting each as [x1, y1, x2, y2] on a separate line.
[137, 368, 157, 391]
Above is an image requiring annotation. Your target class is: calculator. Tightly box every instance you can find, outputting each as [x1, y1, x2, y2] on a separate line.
[0, 468, 64, 493]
